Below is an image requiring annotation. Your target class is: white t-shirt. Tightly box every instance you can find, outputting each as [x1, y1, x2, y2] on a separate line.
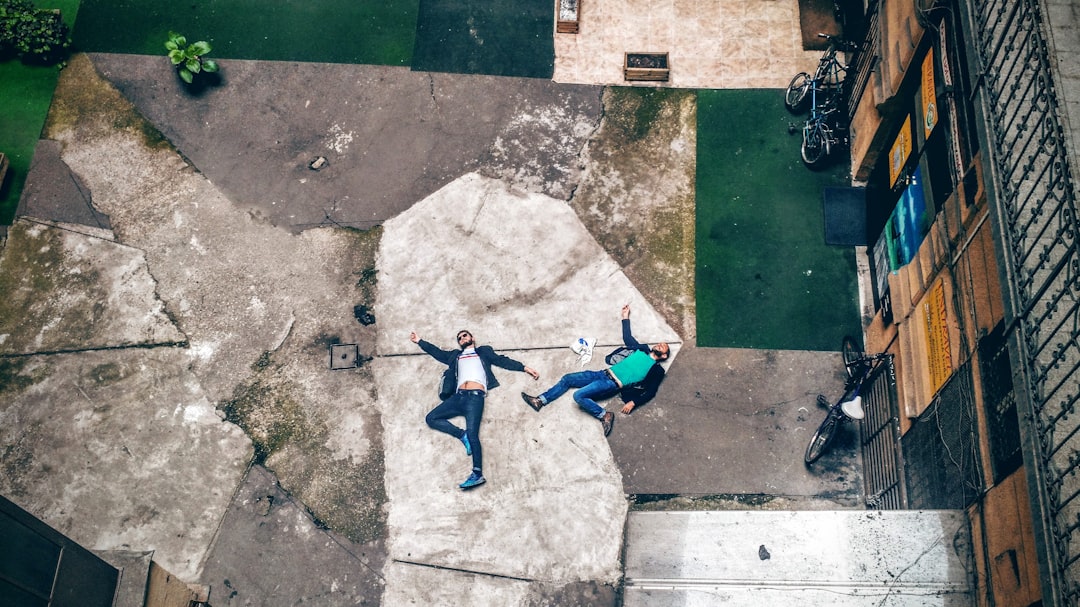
[456, 347, 487, 391]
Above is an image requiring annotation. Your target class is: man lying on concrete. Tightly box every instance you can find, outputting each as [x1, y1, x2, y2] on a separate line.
[410, 329, 540, 490]
[521, 305, 669, 436]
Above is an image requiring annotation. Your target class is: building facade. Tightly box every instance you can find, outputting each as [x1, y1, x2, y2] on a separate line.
[843, 0, 1079, 605]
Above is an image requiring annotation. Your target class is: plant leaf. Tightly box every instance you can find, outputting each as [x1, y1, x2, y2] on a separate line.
[164, 39, 177, 51]
[189, 40, 211, 55]
[179, 68, 193, 84]
[201, 59, 219, 73]
[185, 57, 201, 73]
[168, 49, 184, 64]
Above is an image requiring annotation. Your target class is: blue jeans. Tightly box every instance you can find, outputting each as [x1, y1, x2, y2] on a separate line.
[426, 389, 484, 471]
[540, 370, 617, 419]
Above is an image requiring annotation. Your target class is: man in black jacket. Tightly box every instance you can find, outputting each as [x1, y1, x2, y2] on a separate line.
[410, 329, 539, 490]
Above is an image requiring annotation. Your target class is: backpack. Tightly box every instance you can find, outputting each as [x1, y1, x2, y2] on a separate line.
[605, 346, 636, 366]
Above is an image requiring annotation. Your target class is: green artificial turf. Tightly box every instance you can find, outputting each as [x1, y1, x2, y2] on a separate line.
[411, 0, 553, 78]
[72, 0, 418, 65]
[695, 89, 861, 351]
[0, 0, 79, 226]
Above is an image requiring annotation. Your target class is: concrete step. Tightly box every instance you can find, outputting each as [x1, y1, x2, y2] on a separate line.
[623, 510, 973, 606]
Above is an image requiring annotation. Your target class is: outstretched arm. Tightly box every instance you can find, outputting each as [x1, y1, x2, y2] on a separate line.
[482, 347, 540, 381]
[621, 305, 644, 349]
[410, 331, 456, 365]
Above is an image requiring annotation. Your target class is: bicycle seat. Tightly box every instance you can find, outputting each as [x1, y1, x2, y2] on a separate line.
[841, 395, 865, 420]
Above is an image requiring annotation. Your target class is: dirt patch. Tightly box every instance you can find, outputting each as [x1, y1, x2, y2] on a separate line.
[571, 87, 696, 340]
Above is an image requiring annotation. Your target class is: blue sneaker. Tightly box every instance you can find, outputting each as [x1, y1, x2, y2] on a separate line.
[460, 433, 472, 456]
[459, 471, 486, 490]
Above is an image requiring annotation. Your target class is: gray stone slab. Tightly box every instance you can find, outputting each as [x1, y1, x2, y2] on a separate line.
[197, 465, 385, 607]
[623, 510, 973, 606]
[0, 219, 185, 355]
[89, 55, 603, 233]
[613, 345, 863, 502]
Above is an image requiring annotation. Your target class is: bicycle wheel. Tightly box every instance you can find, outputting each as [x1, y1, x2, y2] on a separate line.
[801, 122, 830, 167]
[841, 335, 864, 379]
[785, 72, 811, 113]
[805, 410, 840, 464]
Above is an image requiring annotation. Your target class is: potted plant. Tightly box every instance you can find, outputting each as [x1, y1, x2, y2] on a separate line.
[165, 31, 219, 84]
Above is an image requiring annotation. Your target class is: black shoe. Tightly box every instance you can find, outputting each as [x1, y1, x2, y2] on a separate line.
[522, 392, 544, 412]
[601, 412, 614, 437]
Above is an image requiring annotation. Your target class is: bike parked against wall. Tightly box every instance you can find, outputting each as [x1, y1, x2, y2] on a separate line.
[785, 33, 859, 168]
[804, 336, 892, 465]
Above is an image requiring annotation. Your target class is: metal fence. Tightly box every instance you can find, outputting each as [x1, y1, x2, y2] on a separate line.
[962, 0, 1080, 602]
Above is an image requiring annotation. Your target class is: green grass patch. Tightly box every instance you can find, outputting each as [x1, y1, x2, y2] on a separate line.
[0, 0, 78, 225]
[695, 89, 860, 351]
[72, 0, 419, 65]
[411, 0, 553, 78]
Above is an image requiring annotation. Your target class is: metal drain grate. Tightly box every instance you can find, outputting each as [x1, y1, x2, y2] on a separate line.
[859, 357, 905, 509]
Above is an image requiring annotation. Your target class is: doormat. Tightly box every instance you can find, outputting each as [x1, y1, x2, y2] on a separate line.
[823, 186, 867, 246]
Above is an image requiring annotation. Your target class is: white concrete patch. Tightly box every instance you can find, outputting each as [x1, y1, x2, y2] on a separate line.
[377, 172, 680, 355]
[376, 172, 682, 603]
[623, 510, 972, 606]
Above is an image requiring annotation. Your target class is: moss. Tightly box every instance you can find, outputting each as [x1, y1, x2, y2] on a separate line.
[346, 225, 382, 305]
[218, 372, 313, 464]
[571, 88, 697, 337]
[605, 87, 682, 143]
[44, 53, 173, 151]
[0, 222, 108, 352]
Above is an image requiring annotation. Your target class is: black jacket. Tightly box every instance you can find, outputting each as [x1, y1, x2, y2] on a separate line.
[617, 319, 666, 408]
[417, 340, 526, 400]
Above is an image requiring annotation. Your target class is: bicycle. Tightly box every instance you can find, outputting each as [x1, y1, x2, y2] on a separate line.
[785, 33, 857, 114]
[799, 76, 848, 168]
[804, 336, 892, 465]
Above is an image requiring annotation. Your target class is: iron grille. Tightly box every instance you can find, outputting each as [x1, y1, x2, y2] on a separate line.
[860, 355, 905, 509]
[962, 0, 1080, 602]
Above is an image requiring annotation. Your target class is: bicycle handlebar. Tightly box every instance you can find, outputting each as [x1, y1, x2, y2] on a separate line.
[816, 33, 858, 52]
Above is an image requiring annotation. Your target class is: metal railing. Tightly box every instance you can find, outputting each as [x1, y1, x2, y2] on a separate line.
[962, 0, 1080, 602]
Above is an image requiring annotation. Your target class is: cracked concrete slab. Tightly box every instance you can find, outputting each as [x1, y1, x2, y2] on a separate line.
[0, 347, 252, 580]
[376, 172, 681, 355]
[88, 54, 604, 232]
[374, 172, 682, 603]
[0, 219, 184, 354]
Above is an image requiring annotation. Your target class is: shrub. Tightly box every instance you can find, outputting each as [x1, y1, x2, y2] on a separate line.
[0, 0, 71, 64]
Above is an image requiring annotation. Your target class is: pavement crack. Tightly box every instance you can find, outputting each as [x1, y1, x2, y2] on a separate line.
[393, 559, 534, 583]
[0, 340, 189, 359]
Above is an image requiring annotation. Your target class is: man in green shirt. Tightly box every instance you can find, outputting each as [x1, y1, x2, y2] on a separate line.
[522, 305, 669, 436]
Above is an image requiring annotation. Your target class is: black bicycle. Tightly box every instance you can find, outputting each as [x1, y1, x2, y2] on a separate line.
[804, 336, 892, 464]
[784, 33, 857, 114]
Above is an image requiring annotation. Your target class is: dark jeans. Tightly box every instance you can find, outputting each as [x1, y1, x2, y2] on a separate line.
[425, 389, 485, 471]
[539, 370, 618, 419]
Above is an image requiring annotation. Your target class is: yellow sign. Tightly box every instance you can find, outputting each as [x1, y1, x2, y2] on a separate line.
[889, 115, 912, 187]
[923, 280, 952, 394]
[922, 48, 938, 138]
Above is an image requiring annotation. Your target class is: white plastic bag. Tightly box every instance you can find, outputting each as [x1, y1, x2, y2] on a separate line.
[570, 337, 596, 366]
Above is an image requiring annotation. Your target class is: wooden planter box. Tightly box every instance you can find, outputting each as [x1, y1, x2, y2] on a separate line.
[624, 52, 669, 81]
[557, 0, 580, 33]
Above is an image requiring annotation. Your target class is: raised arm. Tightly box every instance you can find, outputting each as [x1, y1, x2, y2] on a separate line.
[622, 305, 644, 349]
[411, 332, 456, 365]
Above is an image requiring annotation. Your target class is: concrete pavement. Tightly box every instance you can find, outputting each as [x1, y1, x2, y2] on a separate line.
[1, 12, 874, 606]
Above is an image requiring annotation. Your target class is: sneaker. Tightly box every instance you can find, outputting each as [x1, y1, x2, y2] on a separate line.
[460, 433, 472, 456]
[521, 392, 545, 412]
[601, 412, 615, 437]
[459, 471, 486, 490]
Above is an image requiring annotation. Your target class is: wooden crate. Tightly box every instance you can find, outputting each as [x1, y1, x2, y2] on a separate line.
[624, 52, 670, 81]
[556, 0, 580, 33]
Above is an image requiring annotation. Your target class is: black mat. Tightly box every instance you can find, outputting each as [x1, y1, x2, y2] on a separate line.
[411, 0, 553, 78]
[823, 186, 867, 246]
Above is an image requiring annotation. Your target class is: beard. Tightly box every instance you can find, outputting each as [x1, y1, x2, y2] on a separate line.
[460, 337, 474, 348]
